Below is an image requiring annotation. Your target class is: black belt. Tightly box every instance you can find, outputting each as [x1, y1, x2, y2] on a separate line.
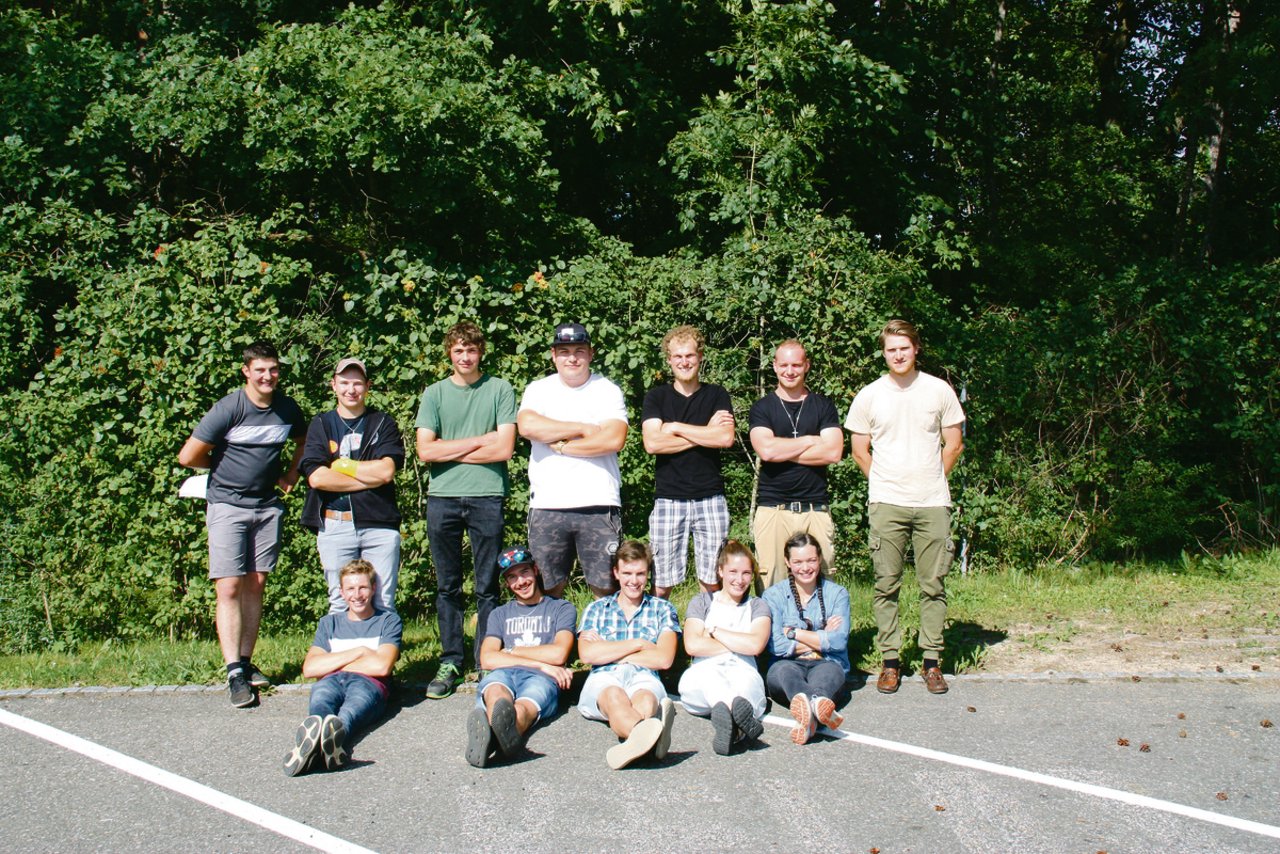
[772, 502, 828, 513]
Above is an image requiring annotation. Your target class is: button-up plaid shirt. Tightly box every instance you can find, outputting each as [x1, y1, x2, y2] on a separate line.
[578, 593, 681, 673]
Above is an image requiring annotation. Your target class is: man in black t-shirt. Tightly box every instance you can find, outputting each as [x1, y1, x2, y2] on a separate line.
[641, 326, 735, 598]
[748, 339, 843, 590]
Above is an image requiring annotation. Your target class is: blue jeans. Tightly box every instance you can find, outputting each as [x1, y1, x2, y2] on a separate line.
[308, 672, 387, 743]
[317, 519, 401, 614]
[476, 667, 560, 722]
[426, 496, 504, 668]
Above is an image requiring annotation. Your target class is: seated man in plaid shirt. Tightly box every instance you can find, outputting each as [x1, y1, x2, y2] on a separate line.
[576, 540, 681, 769]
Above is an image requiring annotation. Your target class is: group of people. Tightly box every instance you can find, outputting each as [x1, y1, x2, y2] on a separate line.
[179, 318, 964, 774]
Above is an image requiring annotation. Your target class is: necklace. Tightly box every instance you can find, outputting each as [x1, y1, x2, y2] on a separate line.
[777, 392, 806, 438]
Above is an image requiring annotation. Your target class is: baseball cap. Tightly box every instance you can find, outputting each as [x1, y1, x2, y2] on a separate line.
[550, 323, 591, 347]
[334, 357, 367, 377]
[498, 545, 535, 574]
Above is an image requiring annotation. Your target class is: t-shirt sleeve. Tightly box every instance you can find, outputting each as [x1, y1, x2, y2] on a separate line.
[940, 382, 966, 427]
[414, 386, 439, 432]
[749, 597, 771, 621]
[845, 387, 872, 434]
[496, 380, 518, 426]
[192, 394, 234, 445]
[660, 600, 682, 635]
[747, 396, 772, 432]
[554, 598, 577, 633]
[709, 385, 733, 415]
[686, 592, 710, 622]
[640, 386, 662, 424]
[287, 399, 308, 438]
[600, 378, 629, 424]
[311, 615, 332, 651]
[816, 394, 840, 431]
[380, 612, 404, 649]
[482, 604, 506, 640]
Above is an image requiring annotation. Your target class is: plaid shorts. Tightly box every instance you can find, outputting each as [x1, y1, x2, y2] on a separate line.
[647, 495, 730, 588]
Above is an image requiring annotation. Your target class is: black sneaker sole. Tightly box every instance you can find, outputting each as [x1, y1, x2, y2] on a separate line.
[283, 715, 322, 776]
[711, 703, 734, 756]
[465, 707, 494, 768]
[490, 696, 521, 758]
[731, 696, 764, 742]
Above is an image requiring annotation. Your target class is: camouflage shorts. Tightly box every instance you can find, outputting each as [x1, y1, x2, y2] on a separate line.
[527, 506, 621, 590]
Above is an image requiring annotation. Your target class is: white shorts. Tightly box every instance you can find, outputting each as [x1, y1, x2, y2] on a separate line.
[577, 664, 668, 721]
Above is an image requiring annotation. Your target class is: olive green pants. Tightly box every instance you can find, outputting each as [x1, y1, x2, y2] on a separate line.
[868, 502, 954, 658]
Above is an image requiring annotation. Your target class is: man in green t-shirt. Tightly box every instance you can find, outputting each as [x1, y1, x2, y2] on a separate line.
[415, 322, 518, 699]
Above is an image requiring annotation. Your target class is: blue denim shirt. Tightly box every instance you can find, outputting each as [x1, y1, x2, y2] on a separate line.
[761, 578, 851, 674]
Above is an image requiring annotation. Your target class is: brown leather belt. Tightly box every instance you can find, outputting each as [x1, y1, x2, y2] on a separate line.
[323, 510, 354, 522]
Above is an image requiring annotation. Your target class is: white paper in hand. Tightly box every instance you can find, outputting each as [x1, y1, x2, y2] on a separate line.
[178, 474, 208, 500]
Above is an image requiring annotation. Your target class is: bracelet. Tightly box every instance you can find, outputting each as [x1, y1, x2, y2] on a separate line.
[554, 439, 567, 455]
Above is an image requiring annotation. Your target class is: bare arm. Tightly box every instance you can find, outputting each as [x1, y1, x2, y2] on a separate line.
[560, 419, 627, 457]
[643, 410, 735, 454]
[620, 630, 678, 670]
[336, 643, 399, 678]
[416, 423, 516, 465]
[941, 423, 964, 475]
[479, 629, 574, 669]
[683, 616, 771, 658]
[306, 456, 396, 492]
[751, 425, 843, 466]
[517, 410, 592, 444]
[178, 437, 215, 469]
[850, 432, 872, 479]
[577, 633, 648, 666]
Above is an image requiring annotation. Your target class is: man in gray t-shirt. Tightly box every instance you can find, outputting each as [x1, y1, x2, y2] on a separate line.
[179, 340, 307, 709]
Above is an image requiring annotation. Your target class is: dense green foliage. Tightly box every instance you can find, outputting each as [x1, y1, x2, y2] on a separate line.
[1, 1, 1276, 650]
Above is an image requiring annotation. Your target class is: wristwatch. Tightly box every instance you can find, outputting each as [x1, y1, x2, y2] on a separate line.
[553, 439, 568, 454]
[785, 626, 796, 640]
[708, 626, 717, 639]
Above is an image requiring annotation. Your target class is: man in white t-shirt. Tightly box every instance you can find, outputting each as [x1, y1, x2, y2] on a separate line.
[845, 319, 965, 696]
[517, 322, 629, 598]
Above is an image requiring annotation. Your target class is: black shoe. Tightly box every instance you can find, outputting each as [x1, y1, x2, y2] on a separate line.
[465, 706, 495, 768]
[228, 673, 256, 708]
[490, 695, 522, 758]
[731, 696, 764, 742]
[283, 715, 323, 776]
[243, 663, 272, 689]
[426, 662, 462, 700]
[319, 715, 348, 770]
[711, 702, 734, 756]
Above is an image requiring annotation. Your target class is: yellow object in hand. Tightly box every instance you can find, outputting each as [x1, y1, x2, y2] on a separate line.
[331, 457, 359, 478]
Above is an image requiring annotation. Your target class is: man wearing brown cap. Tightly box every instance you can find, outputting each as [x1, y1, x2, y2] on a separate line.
[300, 357, 405, 614]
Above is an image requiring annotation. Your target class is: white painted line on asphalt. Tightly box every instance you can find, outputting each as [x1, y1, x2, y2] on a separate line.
[762, 713, 1280, 841]
[0, 707, 376, 854]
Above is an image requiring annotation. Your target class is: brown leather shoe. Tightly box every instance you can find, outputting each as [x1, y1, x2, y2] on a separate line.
[923, 666, 949, 695]
[876, 666, 900, 694]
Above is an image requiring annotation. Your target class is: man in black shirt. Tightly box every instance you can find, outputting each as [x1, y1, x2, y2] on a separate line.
[642, 326, 735, 598]
[748, 340, 843, 591]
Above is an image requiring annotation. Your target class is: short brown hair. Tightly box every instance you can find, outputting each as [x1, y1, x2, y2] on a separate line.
[242, 340, 279, 365]
[879, 319, 922, 351]
[661, 325, 705, 357]
[339, 558, 376, 582]
[443, 321, 486, 353]
[613, 539, 652, 570]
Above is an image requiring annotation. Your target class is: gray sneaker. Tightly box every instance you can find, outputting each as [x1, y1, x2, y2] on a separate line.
[319, 715, 348, 770]
[710, 702, 734, 756]
[243, 663, 272, 689]
[426, 662, 462, 700]
[283, 715, 322, 777]
[490, 695, 522, 758]
[228, 673, 255, 708]
[731, 696, 764, 742]
[465, 706, 495, 768]
[652, 697, 676, 761]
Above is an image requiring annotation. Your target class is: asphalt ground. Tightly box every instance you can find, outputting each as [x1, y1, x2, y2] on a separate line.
[1, 673, 1277, 853]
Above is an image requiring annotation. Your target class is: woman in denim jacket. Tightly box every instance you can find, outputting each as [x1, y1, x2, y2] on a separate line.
[761, 532, 850, 744]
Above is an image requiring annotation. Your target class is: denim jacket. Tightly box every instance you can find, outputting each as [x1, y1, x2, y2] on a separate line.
[761, 578, 851, 674]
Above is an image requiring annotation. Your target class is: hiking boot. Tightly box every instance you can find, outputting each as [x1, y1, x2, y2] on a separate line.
[465, 706, 495, 768]
[319, 715, 348, 770]
[731, 696, 763, 742]
[282, 715, 323, 777]
[710, 702, 735, 756]
[426, 662, 462, 700]
[228, 673, 256, 708]
[789, 694, 818, 745]
[606, 717, 663, 770]
[490, 695, 522, 758]
[243, 662, 272, 689]
[652, 697, 676, 760]
[812, 695, 844, 730]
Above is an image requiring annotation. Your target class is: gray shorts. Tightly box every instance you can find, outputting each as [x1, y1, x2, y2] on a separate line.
[206, 502, 284, 579]
[527, 506, 621, 590]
